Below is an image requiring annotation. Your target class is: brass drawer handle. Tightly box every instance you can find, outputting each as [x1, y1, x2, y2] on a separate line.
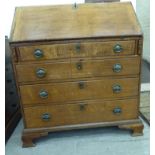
[78, 81, 85, 89]
[39, 90, 48, 98]
[36, 68, 46, 78]
[113, 44, 123, 53]
[79, 103, 87, 111]
[112, 84, 122, 93]
[76, 62, 82, 70]
[113, 63, 122, 72]
[41, 113, 51, 121]
[34, 49, 44, 58]
[75, 43, 81, 53]
[113, 107, 122, 114]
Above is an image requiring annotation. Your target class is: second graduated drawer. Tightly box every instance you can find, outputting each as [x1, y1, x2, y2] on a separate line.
[16, 56, 140, 82]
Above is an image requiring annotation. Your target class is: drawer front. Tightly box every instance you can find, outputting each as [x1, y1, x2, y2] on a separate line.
[16, 56, 140, 82]
[24, 98, 138, 128]
[71, 40, 136, 58]
[71, 56, 140, 78]
[19, 44, 70, 61]
[16, 61, 71, 82]
[20, 77, 139, 105]
[18, 40, 135, 61]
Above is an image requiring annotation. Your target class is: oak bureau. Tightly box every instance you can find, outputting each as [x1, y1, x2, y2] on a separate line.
[9, 2, 144, 147]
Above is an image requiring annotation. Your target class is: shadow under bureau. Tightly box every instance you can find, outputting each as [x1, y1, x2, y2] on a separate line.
[9, 2, 144, 147]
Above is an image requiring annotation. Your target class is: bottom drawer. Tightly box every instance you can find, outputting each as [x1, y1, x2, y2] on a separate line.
[24, 98, 138, 128]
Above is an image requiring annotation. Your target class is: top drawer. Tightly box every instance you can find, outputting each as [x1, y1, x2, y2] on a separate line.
[18, 40, 136, 61]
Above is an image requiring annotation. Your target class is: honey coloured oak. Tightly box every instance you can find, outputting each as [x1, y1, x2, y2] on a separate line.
[24, 98, 139, 128]
[16, 61, 71, 82]
[16, 56, 140, 82]
[20, 77, 139, 105]
[10, 2, 142, 42]
[9, 2, 144, 147]
[18, 40, 136, 61]
[71, 56, 140, 78]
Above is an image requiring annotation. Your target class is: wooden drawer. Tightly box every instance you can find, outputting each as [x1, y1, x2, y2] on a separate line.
[23, 98, 138, 128]
[16, 56, 140, 82]
[18, 40, 135, 61]
[71, 56, 140, 78]
[20, 77, 139, 105]
[19, 44, 70, 61]
[70, 40, 136, 58]
[16, 61, 71, 82]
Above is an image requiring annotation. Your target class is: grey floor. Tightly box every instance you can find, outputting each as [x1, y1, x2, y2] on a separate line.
[6, 119, 149, 155]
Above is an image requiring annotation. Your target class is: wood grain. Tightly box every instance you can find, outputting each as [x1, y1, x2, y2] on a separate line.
[22, 118, 142, 147]
[16, 61, 71, 82]
[22, 131, 48, 147]
[20, 77, 139, 105]
[10, 2, 142, 42]
[18, 40, 136, 61]
[71, 56, 140, 78]
[9, 2, 144, 147]
[119, 121, 144, 136]
[23, 98, 139, 128]
[16, 56, 140, 82]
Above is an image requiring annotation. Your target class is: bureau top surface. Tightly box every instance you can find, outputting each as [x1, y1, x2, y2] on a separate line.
[10, 2, 142, 43]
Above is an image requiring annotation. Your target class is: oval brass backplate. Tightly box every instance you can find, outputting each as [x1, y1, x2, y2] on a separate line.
[113, 63, 122, 73]
[113, 44, 123, 53]
[34, 49, 44, 58]
[39, 90, 48, 98]
[112, 84, 122, 93]
[36, 68, 46, 78]
[113, 107, 122, 114]
[41, 113, 51, 121]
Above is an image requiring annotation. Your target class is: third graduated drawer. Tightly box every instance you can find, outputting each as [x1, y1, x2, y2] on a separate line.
[16, 56, 140, 82]
[20, 77, 139, 105]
